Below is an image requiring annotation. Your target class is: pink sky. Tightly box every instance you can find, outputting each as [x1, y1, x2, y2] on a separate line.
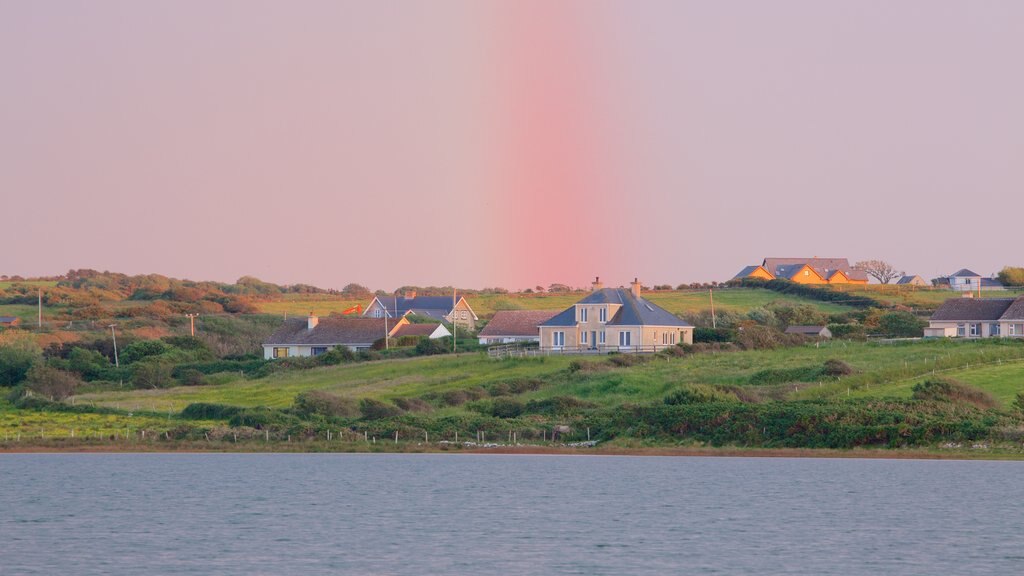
[2, 1, 1022, 291]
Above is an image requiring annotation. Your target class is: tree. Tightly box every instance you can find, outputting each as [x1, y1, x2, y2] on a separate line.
[25, 365, 82, 400]
[854, 260, 903, 284]
[341, 283, 372, 298]
[0, 340, 41, 386]
[997, 267, 1024, 287]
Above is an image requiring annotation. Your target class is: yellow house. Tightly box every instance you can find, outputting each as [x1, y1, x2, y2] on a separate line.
[538, 278, 694, 353]
[732, 258, 869, 285]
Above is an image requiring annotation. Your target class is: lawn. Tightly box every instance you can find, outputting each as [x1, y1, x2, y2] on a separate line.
[849, 359, 1024, 407]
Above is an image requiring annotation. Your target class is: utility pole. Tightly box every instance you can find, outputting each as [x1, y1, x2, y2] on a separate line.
[452, 288, 457, 353]
[710, 289, 717, 329]
[384, 299, 390, 350]
[108, 324, 119, 368]
[37, 289, 42, 328]
[185, 313, 199, 337]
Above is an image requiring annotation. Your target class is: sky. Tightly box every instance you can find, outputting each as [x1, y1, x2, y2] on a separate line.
[2, 1, 1023, 291]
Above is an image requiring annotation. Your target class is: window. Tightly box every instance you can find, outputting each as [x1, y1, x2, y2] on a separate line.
[599, 308, 607, 323]
[552, 331, 565, 347]
[311, 346, 328, 356]
[1016, 324, 1024, 336]
[970, 323, 980, 337]
[580, 307, 588, 323]
[599, 331, 605, 344]
[957, 324, 965, 337]
[619, 331, 631, 347]
[804, 270, 809, 276]
[581, 331, 588, 344]
[991, 323, 1001, 337]
[373, 308, 383, 318]
[661, 332, 676, 345]
[273, 347, 289, 358]
[460, 310, 468, 320]
[1011, 324, 1017, 336]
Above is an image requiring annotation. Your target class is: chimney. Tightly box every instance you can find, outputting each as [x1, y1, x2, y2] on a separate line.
[405, 290, 417, 300]
[592, 276, 603, 291]
[631, 278, 641, 299]
[307, 313, 319, 331]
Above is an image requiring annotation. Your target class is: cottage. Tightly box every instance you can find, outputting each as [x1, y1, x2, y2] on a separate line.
[926, 296, 1024, 338]
[0, 316, 21, 328]
[784, 325, 833, 339]
[896, 275, 927, 286]
[263, 314, 410, 359]
[391, 322, 451, 340]
[538, 278, 693, 352]
[477, 310, 559, 345]
[932, 269, 1005, 292]
[363, 290, 478, 330]
[732, 257, 869, 285]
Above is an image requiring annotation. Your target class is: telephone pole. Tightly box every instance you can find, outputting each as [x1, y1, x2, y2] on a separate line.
[185, 313, 199, 337]
[710, 289, 717, 329]
[38, 289, 42, 328]
[108, 324, 119, 368]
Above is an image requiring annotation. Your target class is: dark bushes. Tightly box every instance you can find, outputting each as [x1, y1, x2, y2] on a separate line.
[294, 390, 359, 418]
[359, 398, 403, 420]
[912, 378, 999, 409]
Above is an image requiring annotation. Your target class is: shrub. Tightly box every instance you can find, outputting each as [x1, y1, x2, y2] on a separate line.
[442, 390, 469, 406]
[524, 396, 596, 416]
[877, 311, 926, 338]
[318, 346, 355, 365]
[507, 379, 543, 394]
[694, 327, 735, 343]
[393, 397, 433, 413]
[416, 337, 450, 356]
[490, 398, 525, 418]
[663, 384, 738, 405]
[827, 323, 867, 340]
[822, 359, 854, 377]
[359, 398, 403, 420]
[25, 365, 82, 401]
[911, 378, 999, 409]
[0, 341, 40, 386]
[748, 366, 823, 386]
[488, 382, 511, 397]
[181, 403, 244, 420]
[131, 361, 175, 389]
[294, 390, 359, 418]
[177, 369, 206, 386]
[228, 407, 302, 429]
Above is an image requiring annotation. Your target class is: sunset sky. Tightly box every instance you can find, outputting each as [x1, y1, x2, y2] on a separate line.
[2, 1, 1023, 291]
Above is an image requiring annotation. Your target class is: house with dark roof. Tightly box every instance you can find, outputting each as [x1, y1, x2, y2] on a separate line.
[538, 278, 693, 352]
[263, 314, 411, 359]
[478, 310, 559, 345]
[363, 291, 478, 330]
[896, 275, 927, 286]
[931, 269, 1005, 292]
[392, 322, 450, 340]
[732, 258, 869, 285]
[0, 316, 21, 328]
[926, 296, 1024, 338]
[784, 325, 832, 339]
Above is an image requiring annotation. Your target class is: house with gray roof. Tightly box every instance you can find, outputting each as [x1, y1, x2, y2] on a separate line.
[932, 269, 1005, 292]
[478, 310, 559, 345]
[926, 296, 1024, 338]
[785, 325, 832, 338]
[263, 314, 410, 359]
[896, 275, 927, 286]
[363, 290, 478, 330]
[538, 277, 693, 352]
[732, 257, 869, 284]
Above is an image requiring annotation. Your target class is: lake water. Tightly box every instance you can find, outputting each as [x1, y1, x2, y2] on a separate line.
[1, 454, 1022, 575]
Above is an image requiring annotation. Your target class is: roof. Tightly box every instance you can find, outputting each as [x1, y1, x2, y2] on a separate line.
[0, 316, 19, 323]
[930, 298, 1015, 322]
[896, 275, 923, 285]
[539, 288, 692, 328]
[392, 323, 443, 338]
[264, 317, 398, 346]
[732, 265, 770, 281]
[950, 269, 981, 278]
[785, 325, 828, 335]
[762, 257, 867, 281]
[981, 278, 1005, 288]
[998, 297, 1024, 320]
[478, 310, 559, 337]
[370, 295, 477, 319]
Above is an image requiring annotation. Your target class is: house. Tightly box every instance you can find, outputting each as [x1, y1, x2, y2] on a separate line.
[0, 316, 21, 328]
[392, 322, 451, 340]
[932, 269, 1005, 292]
[538, 277, 693, 352]
[732, 258, 869, 285]
[896, 275, 927, 286]
[926, 296, 1024, 338]
[363, 290, 478, 330]
[263, 314, 410, 359]
[477, 310, 559, 345]
[784, 325, 833, 339]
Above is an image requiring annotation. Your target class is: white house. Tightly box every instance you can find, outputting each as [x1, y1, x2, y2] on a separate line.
[927, 296, 1024, 338]
[477, 310, 559, 345]
[263, 314, 409, 359]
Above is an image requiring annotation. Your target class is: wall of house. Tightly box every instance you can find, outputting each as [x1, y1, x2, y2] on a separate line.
[479, 335, 540, 345]
[748, 268, 774, 280]
[447, 300, 477, 330]
[538, 324, 692, 350]
[789, 266, 828, 285]
[927, 320, 1000, 338]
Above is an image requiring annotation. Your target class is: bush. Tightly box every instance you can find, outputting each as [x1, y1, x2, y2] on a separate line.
[748, 365, 823, 386]
[877, 311, 926, 338]
[694, 327, 735, 343]
[911, 378, 999, 409]
[119, 340, 174, 364]
[490, 398, 525, 418]
[827, 323, 867, 340]
[0, 340, 41, 386]
[25, 365, 82, 401]
[131, 361, 175, 389]
[317, 346, 355, 365]
[416, 338, 450, 356]
[177, 369, 206, 386]
[663, 384, 738, 405]
[359, 398, 403, 420]
[228, 407, 302, 429]
[181, 403, 244, 420]
[294, 390, 359, 418]
[442, 390, 469, 406]
[393, 397, 433, 413]
[822, 359, 854, 377]
[524, 396, 597, 416]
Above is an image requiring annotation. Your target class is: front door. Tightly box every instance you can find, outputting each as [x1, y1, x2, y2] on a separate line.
[590, 331, 597, 350]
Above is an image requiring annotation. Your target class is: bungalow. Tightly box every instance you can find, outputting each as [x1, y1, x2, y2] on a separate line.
[926, 296, 1024, 338]
[932, 269, 1005, 292]
[263, 314, 410, 359]
[785, 325, 833, 339]
[392, 322, 451, 340]
[363, 291, 478, 330]
[477, 310, 559, 345]
[732, 258, 869, 285]
[0, 316, 20, 328]
[896, 275, 927, 286]
[538, 277, 693, 352]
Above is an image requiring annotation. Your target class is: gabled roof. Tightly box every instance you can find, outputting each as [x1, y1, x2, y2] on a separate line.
[930, 298, 1015, 322]
[479, 310, 559, 337]
[896, 275, 924, 285]
[732, 265, 774, 281]
[981, 278, 1005, 288]
[775, 263, 826, 281]
[785, 325, 829, 335]
[762, 257, 867, 281]
[950, 269, 981, 278]
[264, 317, 402, 346]
[998, 297, 1024, 321]
[392, 323, 446, 338]
[0, 316, 19, 323]
[367, 295, 478, 319]
[539, 288, 692, 328]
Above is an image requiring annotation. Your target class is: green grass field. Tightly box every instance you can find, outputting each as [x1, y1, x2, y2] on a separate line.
[74, 339, 1024, 413]
[829, 284, 1024, 310]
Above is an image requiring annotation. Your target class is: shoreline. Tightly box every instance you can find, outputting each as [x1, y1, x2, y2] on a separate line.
[2, 442, 1022, 460]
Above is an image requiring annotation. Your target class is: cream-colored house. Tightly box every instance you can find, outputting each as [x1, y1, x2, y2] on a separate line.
[263, 314, 410, 359]
[363, 291, 478, 330]
[927, 296, 1024, 338]
[538, 278, 693, 353]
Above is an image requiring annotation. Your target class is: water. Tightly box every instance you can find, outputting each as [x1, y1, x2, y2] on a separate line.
[1, 454, 1022, 575]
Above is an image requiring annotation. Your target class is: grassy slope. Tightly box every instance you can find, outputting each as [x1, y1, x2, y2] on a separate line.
[828, 284, 1024, 310]
[75, 339, 1024, 413]
[256, 287, 852, 319]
